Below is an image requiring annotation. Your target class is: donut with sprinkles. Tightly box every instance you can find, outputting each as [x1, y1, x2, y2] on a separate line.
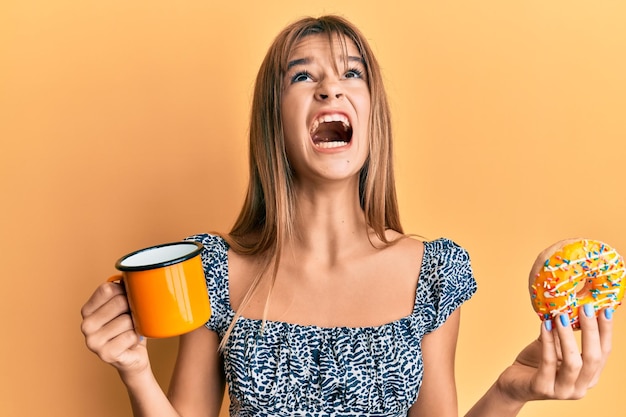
[529, 238, 625, 328]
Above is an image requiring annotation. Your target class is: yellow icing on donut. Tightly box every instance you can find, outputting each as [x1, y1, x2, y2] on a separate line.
[530, 239, 625, 328]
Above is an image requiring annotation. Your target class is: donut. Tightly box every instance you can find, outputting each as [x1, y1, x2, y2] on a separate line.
[529, 238, 625, 328]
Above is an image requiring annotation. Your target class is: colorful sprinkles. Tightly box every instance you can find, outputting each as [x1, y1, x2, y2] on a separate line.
[531, 239, 625, 329]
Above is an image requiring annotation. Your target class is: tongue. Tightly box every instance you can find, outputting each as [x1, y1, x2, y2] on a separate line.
[312, 121, 347, 143]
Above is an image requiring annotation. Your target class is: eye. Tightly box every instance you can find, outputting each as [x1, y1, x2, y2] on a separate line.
[344, 68, 364, 79]
[291, 71, 312, 83]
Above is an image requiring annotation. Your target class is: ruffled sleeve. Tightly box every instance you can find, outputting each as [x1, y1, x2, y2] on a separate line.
[185, 233, 231, 337]
[414, 238, 477, 334]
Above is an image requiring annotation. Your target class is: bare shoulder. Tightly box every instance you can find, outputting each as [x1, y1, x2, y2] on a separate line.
[381, 229, 425, 266]
[224, 248, 260, 311]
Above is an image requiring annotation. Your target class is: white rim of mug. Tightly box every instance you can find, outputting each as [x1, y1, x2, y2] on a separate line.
[115, 241, 204, 272]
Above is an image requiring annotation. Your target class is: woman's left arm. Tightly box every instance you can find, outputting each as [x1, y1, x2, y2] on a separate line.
[465, 307, 613, 417]
[408, 308, 462, 417]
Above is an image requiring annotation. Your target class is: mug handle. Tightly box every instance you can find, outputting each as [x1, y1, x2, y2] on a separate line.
[105, 274, 142, 339]
[108, 274, 123, 283]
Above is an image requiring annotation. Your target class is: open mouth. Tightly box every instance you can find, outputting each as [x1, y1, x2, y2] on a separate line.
[310, 114, 352, 149]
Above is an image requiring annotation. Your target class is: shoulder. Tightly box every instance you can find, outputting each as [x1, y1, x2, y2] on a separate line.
[414, 237, 477, 332]
[384, 233, 470, 272]
[422, 237, 471, 265]
[185, 233, 233, 335]
[184, 233, 229, 280]
[380, 230, 425, 260]
[185, 233, 228, 253]
[373, 232, 425, 286]
[184, 233, 231, 269]
[420, 237, 474, 288]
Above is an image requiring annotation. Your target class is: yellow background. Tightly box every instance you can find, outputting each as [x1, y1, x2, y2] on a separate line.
[1, 1, 624, 416]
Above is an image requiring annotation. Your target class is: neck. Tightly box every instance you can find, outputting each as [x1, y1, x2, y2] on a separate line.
[284, 179, 372, 263]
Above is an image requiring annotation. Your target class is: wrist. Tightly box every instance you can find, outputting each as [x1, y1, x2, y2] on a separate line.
[118, 364, 156, 390]
[465, 380, 525, 417]
[494, 371, 527, 412]
[117, 363, 180, 416]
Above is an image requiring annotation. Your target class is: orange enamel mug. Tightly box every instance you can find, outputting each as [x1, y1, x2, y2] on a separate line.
[108, 241, 211, 338]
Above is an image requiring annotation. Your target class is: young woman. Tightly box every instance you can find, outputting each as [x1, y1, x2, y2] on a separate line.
[80, 15, 613, 417]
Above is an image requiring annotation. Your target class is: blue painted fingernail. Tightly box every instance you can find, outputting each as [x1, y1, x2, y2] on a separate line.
[544, 320, 553, 332]
[559, 314, 570, 327]
[583, 304, 595, 318]
[604, 308, 614, 320]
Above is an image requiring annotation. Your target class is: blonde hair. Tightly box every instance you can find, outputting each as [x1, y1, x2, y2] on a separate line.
[221, 15, 403, 346]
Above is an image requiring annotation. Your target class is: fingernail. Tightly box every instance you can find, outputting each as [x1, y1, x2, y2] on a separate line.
[559, 314, 570, 327]
[544, 320, 553, 332]
[583, 303, 595, 318]
[604, 308, 614, 320]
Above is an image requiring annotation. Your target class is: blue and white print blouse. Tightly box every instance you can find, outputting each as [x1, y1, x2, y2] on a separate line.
[185, 233, 477, 417]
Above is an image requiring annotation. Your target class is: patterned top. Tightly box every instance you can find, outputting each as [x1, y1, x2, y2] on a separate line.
[186, 233, 477, 417]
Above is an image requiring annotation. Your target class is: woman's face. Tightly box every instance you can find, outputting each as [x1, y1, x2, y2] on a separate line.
[280, 34, 371, 186]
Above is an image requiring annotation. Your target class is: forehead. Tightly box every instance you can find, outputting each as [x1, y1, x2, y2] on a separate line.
[287, 33, 362, 62]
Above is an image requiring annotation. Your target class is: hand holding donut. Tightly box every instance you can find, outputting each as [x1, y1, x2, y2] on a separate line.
[496, 301, 613, 405]
[494, 238, 620, 407]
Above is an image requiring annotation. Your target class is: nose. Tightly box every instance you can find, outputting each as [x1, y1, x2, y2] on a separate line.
[316, 78, 344, 101]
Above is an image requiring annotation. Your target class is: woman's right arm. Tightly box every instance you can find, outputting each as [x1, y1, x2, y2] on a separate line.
[80, 282, 225, 417]
[168, 326, 225, 417]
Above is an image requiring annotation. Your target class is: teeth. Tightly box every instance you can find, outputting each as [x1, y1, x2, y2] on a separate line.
[310, 114, 350, 135]
[315, 141, 349, 149]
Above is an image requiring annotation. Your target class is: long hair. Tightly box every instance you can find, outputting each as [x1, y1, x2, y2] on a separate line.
[220, 15, 403, 346]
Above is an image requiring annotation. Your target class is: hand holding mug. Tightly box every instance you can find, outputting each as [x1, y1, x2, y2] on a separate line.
[80, 281, 148, 374]
[81, 241, 211, 374]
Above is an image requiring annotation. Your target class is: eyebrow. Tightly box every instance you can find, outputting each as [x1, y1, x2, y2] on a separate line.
[287, 55, 365, 70]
